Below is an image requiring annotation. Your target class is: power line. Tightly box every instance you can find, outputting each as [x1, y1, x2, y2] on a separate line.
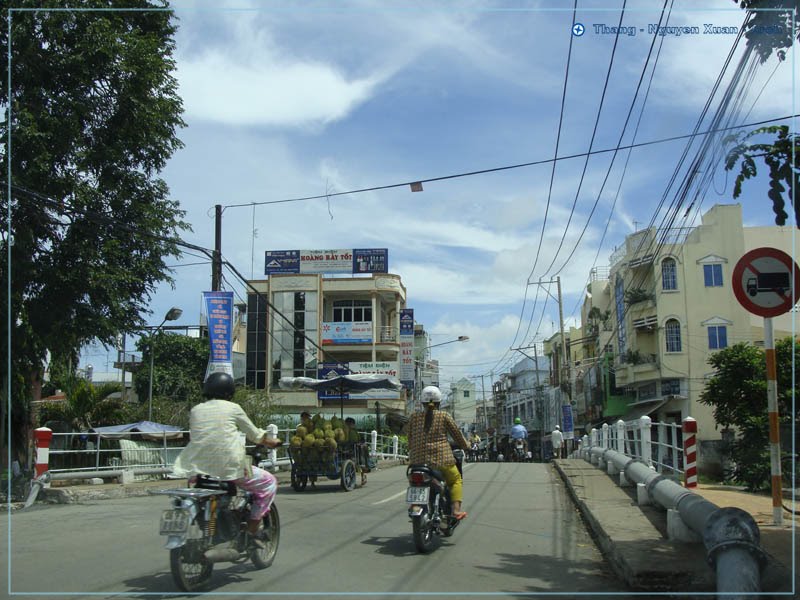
[542, 0, 628, 278]
[217, 114, 799, 212]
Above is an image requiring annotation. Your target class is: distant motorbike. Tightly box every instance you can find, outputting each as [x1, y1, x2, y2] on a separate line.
[511, 439, 526, 462]
[151, 454, 280, 591]
[406, 448, 465, 553]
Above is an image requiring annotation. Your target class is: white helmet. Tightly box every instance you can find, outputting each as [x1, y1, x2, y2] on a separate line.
[421, 385, 442, 405]
[555, 425, 561, 430]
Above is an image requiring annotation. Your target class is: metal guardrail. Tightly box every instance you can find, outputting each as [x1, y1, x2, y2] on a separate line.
[585, 416, 684, 478]
[44, 427, 408, 481]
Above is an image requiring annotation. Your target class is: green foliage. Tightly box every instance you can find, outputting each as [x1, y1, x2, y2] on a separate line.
[230, 387, 289, 430]
[734, 1, 798, 64]
[724, 125, 800, 227]
[134, 333, 209, 404]
[699, 338, 798, 491]
[623, 288, 652, 305]
[0, 1, 187, 460]
[36, 379, 131, 430]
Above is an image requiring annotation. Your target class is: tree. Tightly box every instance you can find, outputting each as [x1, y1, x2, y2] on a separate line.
[725, 2, 799, 226]
[724, 125, 800, 227]
[0, 1, 188, 463]
[134, 333, 209, 407]
[698, 338, 798, 491]
[734, 0, 799, 63]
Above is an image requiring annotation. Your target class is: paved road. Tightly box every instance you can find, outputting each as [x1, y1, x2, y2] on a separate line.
[3, 462, 624, 598]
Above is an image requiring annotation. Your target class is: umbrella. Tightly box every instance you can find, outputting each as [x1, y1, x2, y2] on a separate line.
[279, 374, 404, 421]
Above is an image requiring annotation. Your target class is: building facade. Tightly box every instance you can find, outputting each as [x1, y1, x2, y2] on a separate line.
[589, 203, 795, 470]
[245, 272, 410, 417]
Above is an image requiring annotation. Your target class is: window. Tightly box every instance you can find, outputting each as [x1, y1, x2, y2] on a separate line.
[708, 325, 728, 349]
[463, 390, 470, 398]
[271, 291, 318, 385]
[703, 264, 723, 287]
[661, 379, 681, 395]
[246, 293, 268, 389]
[662, 258, 677, 290]
[665, 319, 682, 352]
[333, 299, 372, 322]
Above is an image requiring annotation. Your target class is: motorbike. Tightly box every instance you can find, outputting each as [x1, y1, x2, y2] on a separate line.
[511, 438, 526, 462]
[151, 455, 280, 592]
[406, 447, 465, 553]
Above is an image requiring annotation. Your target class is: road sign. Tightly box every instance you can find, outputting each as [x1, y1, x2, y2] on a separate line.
[732, 247, 800, 318]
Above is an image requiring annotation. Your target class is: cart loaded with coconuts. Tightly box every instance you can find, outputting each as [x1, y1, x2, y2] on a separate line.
[278, 374, 404, 492]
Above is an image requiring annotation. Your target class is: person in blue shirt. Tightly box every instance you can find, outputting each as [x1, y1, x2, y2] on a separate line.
[510, 417, 528, 455]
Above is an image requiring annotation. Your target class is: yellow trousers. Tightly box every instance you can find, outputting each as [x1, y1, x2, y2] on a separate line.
[439, 464, 463, 503]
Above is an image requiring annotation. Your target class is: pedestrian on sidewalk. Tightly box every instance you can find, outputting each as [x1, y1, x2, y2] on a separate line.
[551, 425, 564, 459]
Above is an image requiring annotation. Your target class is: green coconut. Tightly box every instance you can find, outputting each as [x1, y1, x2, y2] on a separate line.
[290, 435, 303, 448]
[296, 425, 308, 438]
[302, 434, 315, 448]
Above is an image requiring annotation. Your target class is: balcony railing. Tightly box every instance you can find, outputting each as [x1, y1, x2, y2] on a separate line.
[379, 326, 397, 343]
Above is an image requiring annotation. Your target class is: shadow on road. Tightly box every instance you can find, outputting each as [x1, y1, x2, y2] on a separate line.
[360, 533, 459, 557]
[121, 563, 255, 597]
[474, 551, 622, 595]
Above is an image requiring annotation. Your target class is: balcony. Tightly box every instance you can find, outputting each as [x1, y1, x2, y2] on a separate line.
[378, 325, 397, 343]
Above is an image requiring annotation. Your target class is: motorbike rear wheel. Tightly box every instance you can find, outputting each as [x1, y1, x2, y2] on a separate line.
[169, 543, 213, 592]
[412, 513, 435, 553]
[250, 503, 280, 569]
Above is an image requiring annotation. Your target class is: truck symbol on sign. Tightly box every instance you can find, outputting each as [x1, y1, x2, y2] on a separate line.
[746, 272, 790, 297]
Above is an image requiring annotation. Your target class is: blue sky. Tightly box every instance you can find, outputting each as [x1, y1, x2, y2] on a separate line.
[78, 0, 798, 389]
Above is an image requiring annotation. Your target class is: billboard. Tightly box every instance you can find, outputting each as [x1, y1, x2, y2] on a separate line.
[321, 321, 373, 344]
[315, 361, 401, 401]
[399, 308, 414, 387]
[265, 248, 388, 275]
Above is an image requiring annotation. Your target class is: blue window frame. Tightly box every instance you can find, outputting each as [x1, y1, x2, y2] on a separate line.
[703, 264, 723, 287]
[708, 326, 728, 349]
[662, 258, 677, 290]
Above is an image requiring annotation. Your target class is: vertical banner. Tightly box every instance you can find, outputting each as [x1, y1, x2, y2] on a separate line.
[561, 404, 575, 440]
[203, 291, 234, 380]
[399, 309, 414, 388]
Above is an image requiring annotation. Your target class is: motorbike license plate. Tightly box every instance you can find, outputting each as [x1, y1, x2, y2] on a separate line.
[406, 486, 429, 503]
[159, 509, 190, 535]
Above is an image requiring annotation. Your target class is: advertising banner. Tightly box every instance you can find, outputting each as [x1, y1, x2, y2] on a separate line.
[203, 291, 234, 379]
[399, 308, 414, 387]
[561, 404, 575, 440]
[315, 361, 401, 401]
[321, 321, 373, 344]
[265, 248, 388, 275]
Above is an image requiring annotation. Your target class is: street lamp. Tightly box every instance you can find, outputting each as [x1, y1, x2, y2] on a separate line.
[415, 335, 469, 409]
[148, 306, 183, 422]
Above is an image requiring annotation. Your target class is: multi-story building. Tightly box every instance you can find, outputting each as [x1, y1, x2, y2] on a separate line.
[244, 270, 410, 418]
[599, 203, 795, 471]
[448, 377, 478, 435]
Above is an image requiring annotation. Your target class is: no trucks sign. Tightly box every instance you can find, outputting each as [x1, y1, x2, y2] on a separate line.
[732, 247, 800, 318]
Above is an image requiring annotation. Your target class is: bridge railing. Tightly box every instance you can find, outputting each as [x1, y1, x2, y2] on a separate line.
[41, 426, 407, 482]
[583, 415, 686, 479]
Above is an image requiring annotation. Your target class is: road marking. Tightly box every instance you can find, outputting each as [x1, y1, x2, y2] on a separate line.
[373, 490, 406, 505]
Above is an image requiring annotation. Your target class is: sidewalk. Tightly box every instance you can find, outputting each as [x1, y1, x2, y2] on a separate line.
[555, 458, 797, 595]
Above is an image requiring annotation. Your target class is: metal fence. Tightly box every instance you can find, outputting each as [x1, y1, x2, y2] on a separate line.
[43, 427, 408, 481]
[582, 415, 684, 478]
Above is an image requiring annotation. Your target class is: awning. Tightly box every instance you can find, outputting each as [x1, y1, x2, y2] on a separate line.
[621, 399, 668, 422]
[89, 420, 184, 440]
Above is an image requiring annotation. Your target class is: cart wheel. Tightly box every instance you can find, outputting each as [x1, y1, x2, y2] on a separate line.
[291, 470, 307, 492]
[340, 460, 356, 491]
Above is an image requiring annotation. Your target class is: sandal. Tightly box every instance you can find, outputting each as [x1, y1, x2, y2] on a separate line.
[361, 477, 367, 486]
[453, 511, 468, 521]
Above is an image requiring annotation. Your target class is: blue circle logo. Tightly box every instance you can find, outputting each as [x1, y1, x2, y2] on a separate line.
[572, 23, 585, 37]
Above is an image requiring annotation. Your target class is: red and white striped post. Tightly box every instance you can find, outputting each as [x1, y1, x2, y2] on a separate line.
[33, 427, 53, 486]
[764, 317, 783, 525]
[682, 417, 697, 489]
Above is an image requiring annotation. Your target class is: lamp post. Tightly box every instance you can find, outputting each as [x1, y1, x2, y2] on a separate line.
[417, 335, 469, 412]
[147, 306, 183, 422]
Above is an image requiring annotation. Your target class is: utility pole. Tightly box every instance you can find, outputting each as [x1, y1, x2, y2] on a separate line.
[212, 204, 222, 291]
[557, 275, 570, 423]
[479, 374, 487, 429]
